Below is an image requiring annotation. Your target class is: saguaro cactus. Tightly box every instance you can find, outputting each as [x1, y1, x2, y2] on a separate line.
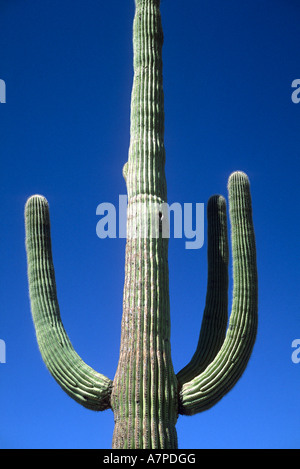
[25, 0, 258, 449]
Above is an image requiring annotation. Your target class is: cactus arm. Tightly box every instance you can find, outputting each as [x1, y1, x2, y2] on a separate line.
[179, 171, 258, 415]
[176, 194, 229, 385]
[25, 195, 113, 411]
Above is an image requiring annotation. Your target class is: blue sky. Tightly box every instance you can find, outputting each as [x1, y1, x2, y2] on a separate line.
[1, 0, 300, 449]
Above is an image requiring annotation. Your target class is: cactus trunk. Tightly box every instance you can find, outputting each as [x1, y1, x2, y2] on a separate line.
[111, 236, 178, 449]
[110, 0, 178, 449]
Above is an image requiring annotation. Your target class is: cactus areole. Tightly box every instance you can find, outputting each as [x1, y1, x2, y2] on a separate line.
[25, 0, 258, 449]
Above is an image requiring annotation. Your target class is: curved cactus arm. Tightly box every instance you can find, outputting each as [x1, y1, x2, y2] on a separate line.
[179, 171, 258, 415]
[25, 195, 113, 411]
[177, 194, 229, 385]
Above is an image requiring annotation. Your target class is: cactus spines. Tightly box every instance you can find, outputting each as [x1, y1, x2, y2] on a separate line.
[176, 194, 229, 386]
[25, 195, 113, 411]
[24, 0, 258, 449]
[178, 171, 258, 415]
[110, 0, 178, 449]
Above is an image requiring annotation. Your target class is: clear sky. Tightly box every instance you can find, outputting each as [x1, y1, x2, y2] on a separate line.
[1, 0, 300, 449]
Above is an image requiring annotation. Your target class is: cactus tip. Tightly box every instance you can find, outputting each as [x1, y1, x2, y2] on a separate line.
[25, 195, 49, 214]
[227, 170, 250, 188]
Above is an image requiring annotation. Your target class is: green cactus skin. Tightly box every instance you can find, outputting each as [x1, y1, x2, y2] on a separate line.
[110, 0, 178, 449]
[24, 0, 258, 449]
[176, 195, 229, 387]
[25, 195, 113, 411]
[178, 172, 258, 415]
